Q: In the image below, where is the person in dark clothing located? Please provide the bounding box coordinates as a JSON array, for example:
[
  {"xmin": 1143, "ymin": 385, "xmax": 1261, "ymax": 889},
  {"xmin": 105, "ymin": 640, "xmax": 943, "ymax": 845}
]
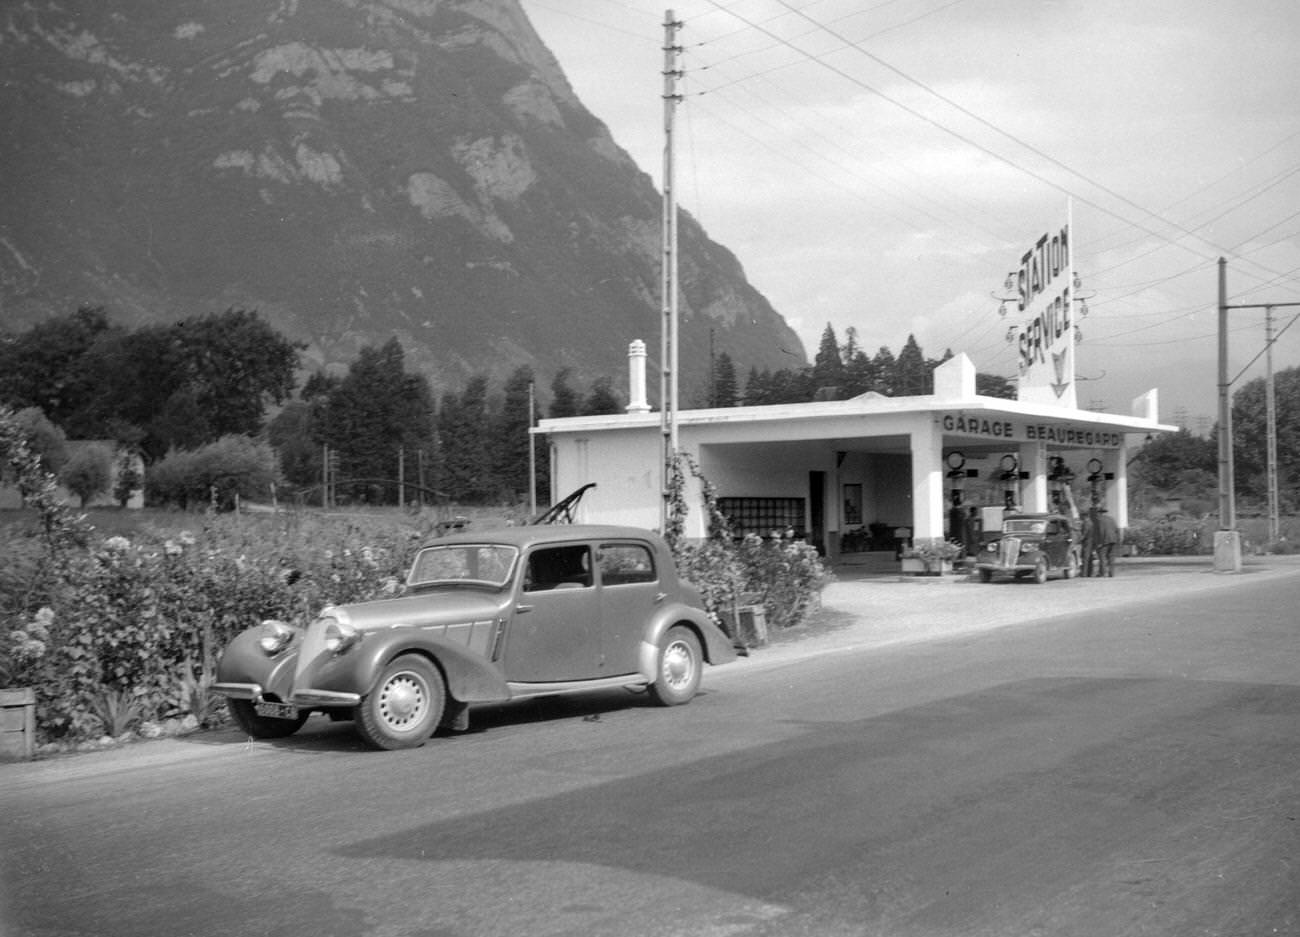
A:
[{"xmin": 1093, "ymin": 507, "xmax": 1121, "ymax": 577}]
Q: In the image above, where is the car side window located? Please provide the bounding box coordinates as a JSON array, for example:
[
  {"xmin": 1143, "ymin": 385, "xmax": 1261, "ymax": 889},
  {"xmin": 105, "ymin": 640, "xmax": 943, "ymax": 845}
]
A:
[
  {"xmin": 598, "ymin": 543, "xmax": 656, "ymax": 586},
  {"xmin": 523, "ymin": 545, "xmax": 593, "ymax": 592}
]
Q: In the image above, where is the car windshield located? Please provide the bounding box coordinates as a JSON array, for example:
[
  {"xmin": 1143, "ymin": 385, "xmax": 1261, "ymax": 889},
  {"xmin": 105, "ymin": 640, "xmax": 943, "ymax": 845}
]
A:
[
  {"xmin": 408, "ymin": 544, "xmax": 518, "ymax": 588},
  {"xmin": 1004, "ymin": 520, "xmax": 1046, "ymax": 535}
]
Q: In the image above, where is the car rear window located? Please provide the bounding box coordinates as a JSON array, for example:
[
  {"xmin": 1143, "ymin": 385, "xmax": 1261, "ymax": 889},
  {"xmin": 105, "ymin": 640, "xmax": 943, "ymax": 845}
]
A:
[{"xmin": 598, "ymin": 543, "xmax": 656, "ymax": 585}]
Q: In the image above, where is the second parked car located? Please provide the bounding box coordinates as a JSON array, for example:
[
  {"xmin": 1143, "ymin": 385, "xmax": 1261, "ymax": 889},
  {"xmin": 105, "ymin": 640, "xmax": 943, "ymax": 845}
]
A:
[{"xmin": 974, "ymin": 512, "xmax": 1082, "ymax": 583}]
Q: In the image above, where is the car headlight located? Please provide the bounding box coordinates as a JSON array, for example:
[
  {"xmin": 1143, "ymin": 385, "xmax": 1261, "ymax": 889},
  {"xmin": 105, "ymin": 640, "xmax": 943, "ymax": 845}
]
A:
[
  {"xmin": 323, "ymin": 618, "xmax": 362, "ymax": 655},
  {"xmin": 985, "ymin": 542, "xmax": 998, "ymax": 552},
  {"xmin": 258, "ymin": 619, "xmax": 296, "ymax": 655}
]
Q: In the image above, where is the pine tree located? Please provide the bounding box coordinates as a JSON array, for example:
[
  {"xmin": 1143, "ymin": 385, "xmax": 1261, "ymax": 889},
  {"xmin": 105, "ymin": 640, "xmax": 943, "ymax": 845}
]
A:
[
  {"xmin": 871, "ymin": 346, "xmax": 897, "ymax": 396},
  {"xmin": 549, "ymin": 368, "xmax": 580, "ymax": 419},
  {"xmin": 492, "ymin": 367, "xmax": 542, "ymax": 502},
  {"xmin": 895, "ymin": 334, "xmax": 929, "ymax": 396},
  {"xmin": 438, "ymin": 375, "xmax": 492, "ymax": 503},
  {"xmin": 713, "ymin": 352, "xmax": 738, "ymax": 407},
  {"xmin": 812, "ymin": 323, "xmax": 845, "ymax": 396},
  {"xmin": 584, "ymin": 376, "xmax": 622, "ymax": 415}
]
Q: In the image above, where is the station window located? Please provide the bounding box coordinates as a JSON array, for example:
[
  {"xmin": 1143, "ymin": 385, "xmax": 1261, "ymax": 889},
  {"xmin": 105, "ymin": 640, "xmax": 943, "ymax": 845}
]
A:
[{"xmin": 717, "ymin": 497, "xmax": 806, "ymax": 537}]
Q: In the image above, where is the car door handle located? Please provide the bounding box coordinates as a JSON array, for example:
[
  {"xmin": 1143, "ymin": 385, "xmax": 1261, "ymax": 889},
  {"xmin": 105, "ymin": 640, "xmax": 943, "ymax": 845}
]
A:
[
  {"xmin": 654, "ymin": 592, "xmax": 667, "ymax": 603},
  {"xmin": 516, "ymin": 604, "xmax": 533, "ymax": 614}
]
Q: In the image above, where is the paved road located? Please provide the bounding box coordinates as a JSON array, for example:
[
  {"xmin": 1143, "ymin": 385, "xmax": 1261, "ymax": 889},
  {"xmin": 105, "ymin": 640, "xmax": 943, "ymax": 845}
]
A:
[{"xmin": 2, "ymin": 556, "xmax": 1298, "ymax": 936}]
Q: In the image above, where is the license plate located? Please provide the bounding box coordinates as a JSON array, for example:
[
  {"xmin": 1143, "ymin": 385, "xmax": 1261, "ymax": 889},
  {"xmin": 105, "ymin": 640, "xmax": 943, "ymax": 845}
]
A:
[{"xmin": 255, "ymin": 701, "xmax": 299, "ymax": 720}]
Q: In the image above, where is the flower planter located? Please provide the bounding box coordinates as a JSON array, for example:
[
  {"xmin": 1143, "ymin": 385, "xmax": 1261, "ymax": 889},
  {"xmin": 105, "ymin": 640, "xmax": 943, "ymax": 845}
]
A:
[
  {"xmin": 0, "ymin": 687, "xmax": 36, "ymax": 761},
  {"xmin": 900, "ymin": 557, "xmax": 953, "ymax": 576}
]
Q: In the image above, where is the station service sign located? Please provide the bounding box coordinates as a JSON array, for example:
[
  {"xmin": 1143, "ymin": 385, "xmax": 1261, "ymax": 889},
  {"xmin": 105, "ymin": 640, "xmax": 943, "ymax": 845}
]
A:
[{"xmin": 1011, "ymin": 207, "xmax": 1077, "ymax": 409}]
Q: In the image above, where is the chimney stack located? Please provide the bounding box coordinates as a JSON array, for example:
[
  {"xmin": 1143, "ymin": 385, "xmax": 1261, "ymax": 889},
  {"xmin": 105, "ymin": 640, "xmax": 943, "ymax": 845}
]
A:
[{"xmin": 626, "ymin": 340, "xmax": 651, "ymax": 413}]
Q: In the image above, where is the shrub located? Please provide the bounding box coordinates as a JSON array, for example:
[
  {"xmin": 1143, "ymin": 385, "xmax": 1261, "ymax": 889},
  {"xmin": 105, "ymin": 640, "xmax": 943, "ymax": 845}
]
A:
[
  {"xmin": 60, "ymin": 443, "xmax": 114, "ymax": 506},
  {"xmin": 663, "ymin": 452, "xmax": 828, "ymax": 637},
  {"xmin": 1125, "ymin": 516, "xmax": 1209, "ymax": 556},
  {"xmin": 147, "ymin": 435, "xmax": 280, "ymax": 509}
]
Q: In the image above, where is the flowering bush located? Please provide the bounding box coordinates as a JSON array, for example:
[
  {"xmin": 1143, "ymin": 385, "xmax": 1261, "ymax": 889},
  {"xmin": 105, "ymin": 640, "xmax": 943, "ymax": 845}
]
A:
[
  {"xmin": 1, "ymin": 478, "xmax": 427, "ymax": 744},
  {"xmin": 663, "ymin": 453, "xmax": 829, "ymax": 638}
]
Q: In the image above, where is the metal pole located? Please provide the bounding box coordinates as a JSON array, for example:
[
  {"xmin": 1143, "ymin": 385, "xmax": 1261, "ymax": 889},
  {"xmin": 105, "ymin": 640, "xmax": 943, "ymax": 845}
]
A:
[
  {"xmin": 1214, "ymin": 258, "xmax": 1241, "ymax": 571},
  {"xmin": 1265, "ymin": 306, "xmax": 1278, "ymax": 544},
  {"xmin": 660, "ymin": 10, "xmax": 682, "ymax": 530},
  {"xmin": 528, "ymin": 381, "xmax": 537, "ymax": 518},
  {"xmin": 1216, "ymin": 258, "xmax": 1235, "ymax": 531}
]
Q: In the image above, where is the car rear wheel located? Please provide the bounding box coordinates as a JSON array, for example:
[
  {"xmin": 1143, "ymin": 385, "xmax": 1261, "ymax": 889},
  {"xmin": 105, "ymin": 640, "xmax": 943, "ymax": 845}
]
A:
[
  {"xmin": 648, "ymin": 625, "xmax": 702, "ymax": 707},
  {"xmin": 356, "ymin": 655, "xmax": 446, "ymax": 750},
  {"xmin": 1032, "ymin": 557, "xmax": 1049, "ymax": 584},
  {"xmin": 1062, "ymin": 548, "xmax": 1080, "ymax": 580},
  {"xmin": 228, "ymin": 699, "xmax": 309, "ymax": 739}
]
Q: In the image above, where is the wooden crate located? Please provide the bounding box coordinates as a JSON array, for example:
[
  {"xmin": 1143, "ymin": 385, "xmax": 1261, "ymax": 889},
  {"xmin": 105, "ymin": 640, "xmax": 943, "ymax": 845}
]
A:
[{"xmin": 0, "ymin": 687, "xmax": 36, "ymax": 761}]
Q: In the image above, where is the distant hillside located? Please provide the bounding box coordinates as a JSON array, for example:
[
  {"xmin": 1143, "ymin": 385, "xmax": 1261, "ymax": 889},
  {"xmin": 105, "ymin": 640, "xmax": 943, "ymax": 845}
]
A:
[{"xmin": 0, "ymin": 0, "xmax": 805, "ymax": 397}]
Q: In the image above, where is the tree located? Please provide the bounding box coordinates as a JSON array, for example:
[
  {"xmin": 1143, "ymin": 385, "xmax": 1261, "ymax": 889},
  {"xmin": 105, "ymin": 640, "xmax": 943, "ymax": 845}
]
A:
[
  {"xmin": 60, "ymin": 443, "xmax": 114, "ymax": 507},
  {"xmin": 583, "ymin": 376, "xmax": 622, "ymax": 415},
  {"xmin": 438, "ymin": 375, "xmax": 492, "ymax": 503},
  {"xmin": 811, "ymin": 323, "xmax": 845, "ymax": 395},
  {"xmin": 894, "ymin": 334, "xmax": 929, "ymax": 396},
  {"xmin": 713, "ymin": 352, "xmax": 739, "ymax": 407},
  {"xmin": 1232, "ymin": 365, "xmax": 1300, "ymax": 506},
  {"xmin": 975, "ymin": 372, "xmax": 1016, "ymax": 399},
  {"xmin": 10, "ymin": 408, "xmax": 68, "ymax": 475},
  {"xmin": 871, "ymin": 347, "xmax": 897, "ymax": 395},
  {"xmin": 549, "ymin": 368, "xmax": 580, "ymax": 419},
  {"xmin": 492, "ymin": 367, "xmax": 540, "ymax": 502},
  {"xmin": 0, "ymin": 305, "xmax": 112, "ymax": 427},
  {"xmin": 167, "ymin": 308, "xmax": 301, "ymax": 442},
  {"xmin": 318, "ymin": 338, "xmax": 435, "ymax": 503},
  {"xmin": 743, "ymin": 367, "xmax": 772, "ymax": 406}
]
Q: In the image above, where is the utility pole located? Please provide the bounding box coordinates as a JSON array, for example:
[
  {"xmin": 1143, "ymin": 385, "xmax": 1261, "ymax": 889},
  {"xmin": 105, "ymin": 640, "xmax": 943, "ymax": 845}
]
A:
[
  {"xmin": 1265, "ymin": 305, "xmax": 1278, "ymax": 545},
  {"xmin": 1216, "ymin": 258, "xmax": 1300, "ymax": 570},
  {"xmin": 660, "ymin": 10, "xmax": 683, "ymax": 530},
  {"xmin": 1215, "ymin": 258, "xmax": 1241, "ymax": 571},
  {"xmin": 528, "ymin": 381, "xmax": 537, "ymax": 518}
]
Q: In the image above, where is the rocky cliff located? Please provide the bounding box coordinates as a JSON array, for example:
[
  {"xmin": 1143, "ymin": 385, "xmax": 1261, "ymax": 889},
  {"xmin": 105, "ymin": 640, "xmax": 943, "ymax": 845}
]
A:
[{"xmin": 0, "ymin": 0, "xmax": 805, "ymax": 398}]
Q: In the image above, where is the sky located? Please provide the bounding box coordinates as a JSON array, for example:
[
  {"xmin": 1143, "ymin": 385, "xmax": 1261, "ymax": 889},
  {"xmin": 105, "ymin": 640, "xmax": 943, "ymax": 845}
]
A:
[{"xmin": 519, "ymin": 0, "xmax": 1300, "ymax": 430}]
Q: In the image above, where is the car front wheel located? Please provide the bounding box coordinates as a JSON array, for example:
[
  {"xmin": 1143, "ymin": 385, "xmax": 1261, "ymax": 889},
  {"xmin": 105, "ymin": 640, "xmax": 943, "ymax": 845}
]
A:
[
  {"xmin": 356, "ymin": 655, "xmax": 446, "ymax": 750},
  {"xmin": 228, "ymin": 699, "xmax": 308, "ymax": 739},
  {"xmin": 649, "ymin": 625, "xmax": 702, "ymax": 707},
  {"xmin": 1032, "ymin": 556, "xmax": 1049, "ymax": 584}
]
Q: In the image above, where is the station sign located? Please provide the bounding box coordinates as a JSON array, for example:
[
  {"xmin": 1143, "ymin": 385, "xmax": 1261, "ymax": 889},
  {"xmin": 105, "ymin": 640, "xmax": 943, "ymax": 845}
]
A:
[
  {"xmin": 940, "ymin": 412, "xmax": 1123, "ymax": 449},
  {"xmin": 1011, "ymin": 209, "xmax": 1076, "ymax": 408}
]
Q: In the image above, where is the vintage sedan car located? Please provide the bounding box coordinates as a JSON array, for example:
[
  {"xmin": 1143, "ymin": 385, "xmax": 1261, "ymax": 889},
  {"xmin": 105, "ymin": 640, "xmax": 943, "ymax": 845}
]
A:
[
  {"xmin": 212, "ymin": 525, "xmax": 737, "ymax": 750},
  {"xmin": 974, "ymin": 512, "xmax": 1081, "ymax": 584}
]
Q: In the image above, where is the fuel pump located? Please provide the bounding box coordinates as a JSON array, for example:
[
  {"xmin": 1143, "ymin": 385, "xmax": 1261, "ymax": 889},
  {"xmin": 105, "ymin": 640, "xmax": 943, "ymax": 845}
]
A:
[
  {"xmin": 998, "ymin": 454, "xmax": 1026, "ymax": 510},
  {"xmin": 1086, "ymin": 457, "xmax": 1114, "ymax": 508},
  {"xmin": 1047, "ymin": 456, "xmax": 1078, "ymax": 518}
]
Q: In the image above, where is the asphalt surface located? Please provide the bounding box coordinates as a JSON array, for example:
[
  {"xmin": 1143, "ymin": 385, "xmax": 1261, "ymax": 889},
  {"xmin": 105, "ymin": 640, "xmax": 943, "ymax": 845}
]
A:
[{"xmin": 749, "ymin": 554, "xmax": 1300, "ymax": 667}]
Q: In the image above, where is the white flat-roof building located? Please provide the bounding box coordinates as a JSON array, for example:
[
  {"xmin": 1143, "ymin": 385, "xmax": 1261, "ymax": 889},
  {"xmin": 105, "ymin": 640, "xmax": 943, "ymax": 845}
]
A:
[{"xmin": 537, "ymin": 347, "xmax": 1175, "ymax": 557}]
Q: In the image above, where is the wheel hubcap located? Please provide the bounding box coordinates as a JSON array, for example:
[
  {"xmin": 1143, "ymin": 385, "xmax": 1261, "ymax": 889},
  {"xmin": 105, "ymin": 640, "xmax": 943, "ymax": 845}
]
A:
[
  {"xmin": 379, "ymin": 674, "xmax": 425, "ymax": 727},
  {"xmin": 663, "ymin": 642, "xmax": 693, "ymax": 688}
]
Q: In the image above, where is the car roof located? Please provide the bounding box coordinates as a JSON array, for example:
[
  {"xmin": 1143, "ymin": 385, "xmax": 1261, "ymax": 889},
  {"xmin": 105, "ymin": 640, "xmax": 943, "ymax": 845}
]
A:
[
  {"xmin": 1005, "ymin": 512, "xmax": 1070, "ymax": 522},
  {"xmin": 420, "ymin": 524, "xmax": 666, "ymax": 551}
]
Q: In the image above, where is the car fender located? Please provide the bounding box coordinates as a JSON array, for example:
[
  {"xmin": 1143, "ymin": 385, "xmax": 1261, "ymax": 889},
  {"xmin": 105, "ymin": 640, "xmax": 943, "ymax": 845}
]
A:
[
  {"xmin": 637, "ymin": 602, "xmax": 738, "ymax": 678},
  {"xmin": 213, "ymin": 625, "xmax": 302, "ymax": 701},
  {"xmin": 316, "ymin": 629, "xmax": 511, "ymax": 704}
]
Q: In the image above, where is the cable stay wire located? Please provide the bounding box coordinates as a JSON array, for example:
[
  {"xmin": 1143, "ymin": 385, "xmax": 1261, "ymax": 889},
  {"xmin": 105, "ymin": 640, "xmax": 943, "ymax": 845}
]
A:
[{"xmin": 703, "ymin": 0, "xmax": 1295, "ymax": 293}]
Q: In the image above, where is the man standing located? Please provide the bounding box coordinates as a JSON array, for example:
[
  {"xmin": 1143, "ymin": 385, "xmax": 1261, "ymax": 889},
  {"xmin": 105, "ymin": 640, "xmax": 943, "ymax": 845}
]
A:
[{"xmin": 1094, "ymin": 507, "xmax": 1121, "ymax": 577}]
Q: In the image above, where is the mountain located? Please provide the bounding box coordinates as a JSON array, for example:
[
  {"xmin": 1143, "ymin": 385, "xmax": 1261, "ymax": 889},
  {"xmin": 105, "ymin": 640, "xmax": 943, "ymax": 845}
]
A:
[{"xmin": 0, "ymin": 0, "xmax": 805, "ymax": 399}]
